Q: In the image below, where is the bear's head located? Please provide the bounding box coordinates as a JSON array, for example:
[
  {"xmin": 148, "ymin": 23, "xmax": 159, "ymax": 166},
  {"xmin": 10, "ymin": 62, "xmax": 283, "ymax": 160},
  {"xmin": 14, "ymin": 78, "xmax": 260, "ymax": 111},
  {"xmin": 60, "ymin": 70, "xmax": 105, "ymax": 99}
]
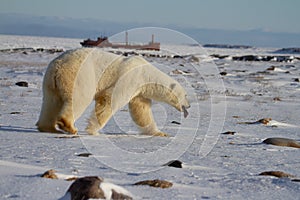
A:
[
  {"xmin": 139, "ymin": 82, "xmax": 190, "ymax": 118},
  {"xmin": 167, "ymin": 82, "xmax": 190, "ymax": 118}
]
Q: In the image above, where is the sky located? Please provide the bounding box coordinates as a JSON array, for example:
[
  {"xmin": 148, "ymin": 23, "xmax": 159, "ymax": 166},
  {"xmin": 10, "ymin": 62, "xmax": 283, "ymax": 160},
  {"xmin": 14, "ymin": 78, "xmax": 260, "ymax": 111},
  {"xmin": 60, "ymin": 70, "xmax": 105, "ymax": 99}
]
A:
[{"xmin": 1, "ymin": 0, "xmax": 300, "ymax": 34}]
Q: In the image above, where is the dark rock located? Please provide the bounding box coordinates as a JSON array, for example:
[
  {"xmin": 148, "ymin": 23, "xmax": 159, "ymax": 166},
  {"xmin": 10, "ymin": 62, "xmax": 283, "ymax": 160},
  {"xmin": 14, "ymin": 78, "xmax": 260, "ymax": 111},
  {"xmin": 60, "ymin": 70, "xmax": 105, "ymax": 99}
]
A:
[
  {"xmin": 15, "ymin": 81, "xmax": 28, "ymax": 87},
  {"xmin": 54, "ymin": 135, "xmax": 80, "ymax": 139},
  {"xmin": 77, "ymin": 153, "xmax": 92, "ymax": 157},
  {"xmin": 41, "ymin": 169, "xmax": 58, "ymax": 179},
  {"xmin": 61, "ymin": 176, "xmax": 132, "ymax": 200},
  {"xmin": 291, "ymin": 179, "xmax": 300, "ymax": 182},
  {"xmin": 232, "ymin": 55, "xmax": 295, "ymax": 62},
  {"xmin": 257, "ymin": 118, "xmax": 272, "ymax": 124},
  {"xmin": 232, "ymin": 55, "xmax": 257, "ymax": 61},
  {"xmin": 163, "ymin": 160, "xmax": 182, "ymax": 168},
  {"xmin": 173, "ymin": 55, "xmax": 183, "ymax": 59},
  {"xmin": 293, "ymin": 78, "xmax": 299, "ymax": 82},
  {"xmin": 134, "ymin": 179, "xmax": 173, "ymax": 188},
  {"xmin": 171, "ymin": 121, "xmax": 181, "ymax": 125},
  {"xmin": 47, "ymin": 48, "xmax": 64, "ymax": 54},
  {"xmin": 221, "ymin": 131, "xmax": 236, "ymax": 135},
  {"xmin": 203, "ymin": 44, "xmax": 252, "ymax": 49},
  {"xmin": 237, "ymin": 118, "xmax": 272, "ymax": 125},
  {"xmin": 273, "ymin": 97, "xmax": 281, "ymax": 101},
  {"xmin": 10, "ymin": 112, "xmax": 21, "ymax": 114},
  {"xmin": 273, "ymin": 48, "xmax": 300, "ymax": 54},
  {"xmin": 67, "ymin": 176, "xmax": 105, "ymax": 200},
  {"xmin": 263, "ymin": 137, "xmax": 300, "ymax": 148},
  {"xmin": 220, "ymin": 71, "xmax": 227, "ymax": 76},
  {"xmin": 267, "ymin": 66, "xmax": 276, "ymax": 71},
  {"xmin": 259, "ymin": 171, "xmax": 295, "ymax": 178},
  {"xmin": 36, "ymin": 48, "xmax": 44, "ymax": 52},
  {"xmin": 210, "ymin": 54, "xmax": 229, "ymax": 59}
]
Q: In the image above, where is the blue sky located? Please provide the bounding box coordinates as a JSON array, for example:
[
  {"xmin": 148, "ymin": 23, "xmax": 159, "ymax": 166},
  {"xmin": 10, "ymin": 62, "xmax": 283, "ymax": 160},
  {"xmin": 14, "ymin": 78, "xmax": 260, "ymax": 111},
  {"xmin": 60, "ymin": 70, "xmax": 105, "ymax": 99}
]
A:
[{"xmin": 1, "ymin": 0, "xmax": 300, "ymax": 33}]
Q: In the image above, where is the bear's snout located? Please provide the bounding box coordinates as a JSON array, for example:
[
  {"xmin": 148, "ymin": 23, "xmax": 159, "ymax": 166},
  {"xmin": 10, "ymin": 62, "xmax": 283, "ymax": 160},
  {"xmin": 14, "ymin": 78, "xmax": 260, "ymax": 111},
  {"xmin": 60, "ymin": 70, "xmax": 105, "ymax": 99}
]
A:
[{"xmin": 182, "ymin": 105, "xmax": 189, "ymax": 118}]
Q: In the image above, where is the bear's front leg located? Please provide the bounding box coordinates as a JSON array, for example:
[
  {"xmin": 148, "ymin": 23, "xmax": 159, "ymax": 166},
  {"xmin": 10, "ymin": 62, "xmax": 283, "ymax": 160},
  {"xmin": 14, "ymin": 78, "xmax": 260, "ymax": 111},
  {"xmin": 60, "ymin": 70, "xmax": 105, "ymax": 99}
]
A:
[
  {"xmin": 57, "ymin": 101, "xmax": 78, "ymax": 134},
  {"xmin": 86, "ymin": 89, "xmax": 113, "ymax": 135},
  {"xmin": 129, "ymin": 96, "xmax": 169, "ymax": 137},
  {"xmin": 57, "ymin": 116, "xmax": 78, "ymax": 134}
]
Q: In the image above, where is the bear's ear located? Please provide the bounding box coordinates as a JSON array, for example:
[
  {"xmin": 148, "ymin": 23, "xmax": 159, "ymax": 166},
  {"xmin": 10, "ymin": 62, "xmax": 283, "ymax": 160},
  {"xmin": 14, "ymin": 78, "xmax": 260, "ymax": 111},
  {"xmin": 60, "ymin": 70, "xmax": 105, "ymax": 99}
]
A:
[{"xmin": 170, "ymin": 83, "xmax": 176, "ymax": 90}]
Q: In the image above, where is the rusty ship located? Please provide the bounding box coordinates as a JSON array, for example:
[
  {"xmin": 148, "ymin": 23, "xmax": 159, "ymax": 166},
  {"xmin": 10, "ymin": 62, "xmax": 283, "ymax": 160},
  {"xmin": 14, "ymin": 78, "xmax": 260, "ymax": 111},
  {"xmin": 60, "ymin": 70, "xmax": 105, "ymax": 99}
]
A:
[{"xmin": 80, "ymin": 32, "xmax": 160, "ymax": 51}]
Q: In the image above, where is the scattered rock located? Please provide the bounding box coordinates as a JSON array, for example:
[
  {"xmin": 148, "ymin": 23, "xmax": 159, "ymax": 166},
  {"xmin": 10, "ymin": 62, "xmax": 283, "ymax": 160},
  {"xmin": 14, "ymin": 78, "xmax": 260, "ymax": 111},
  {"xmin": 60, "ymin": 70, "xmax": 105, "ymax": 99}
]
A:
[
  {"xmin": 10, "ymin": 111, "xmax": 21, "ymax": 114},
  {"xmin": 204, "ymin": 44, "xmax": 252, "ymax": 49},
  {"xmin": 163, "ymin": 160, "xmax": 182, "ymax": 168},
  {"xmin": 221, "ymin": 131, "xmax": 236, "ymax": 135},
  {"xmin": 238, "ymin": 118, "xmax": 272, "ymax": 125},
  {"xmin": 41, "ymin": 169, "xmax": 58, "ymax": 179},
  {"xmin": 134, "ymin": 179, "xmax": 173, "ymax": 188},
  {"xmin": 273, "ymin": 97, "xmax": 281, "ymax": 101},
  {"xmin": 171, "ymin": 121, "xmax": 181, "ymax": 125},
  {"xmin": 266, "ymin": 66, "xmax": 276, "ymax": 71},
  {"xmin": 210, "ymin": 54, "xmax": 229, "ymax": 59},
  {"xmin": 173, "ymin": 55, "xmax": 183, "ymax": 59},
  {"xmin": 259, "ymin": 171, "xmax": 295, "ymax": 178},
  {"xmin": 232, "ymin": 55, "xmax": 257, "ymax": 62},
  {"xmin": 291, "ymin": 179, "xmax": 300, "ymax": 182},
  {"xmin": 76, "ymin": 153, "xmax": 92, "ymax": 157},
  {"xmin": 60, "ymin": 176, "xmax": 132, "ymax": 200},
  {"xmin": 62, "ymin": 176, "xmax": 104, "ymax": 200},
  {"xmin": 221, "ymin": 155, "xmax": 230, "ymax": 158},
  {"xmin": 231, "ymin": 55, "xmax": 296, "ymax": 62},
  {"xmin": 15, "ymin": 81, "xmax": 28, "ymax": 87},
  {"xmin": 273, "ymin": 48, "xmax": 300, "ymax": 54},
  {"xmin": 257, "ymin": 118, "xmax": 272, "ymax": 125},
  {"xmin": 220, "ymin": 71, "xmax": 227, "ymax": 76},
  {"xmin": 293, "ymin": 78, "xmax": 299, "ymax": 82},
  {"xmin": 54, "ymin": 135, "xmax": 80, "ymax": 139},
  {"xmin": 263, "ymin": 137, "xmax": 300, "ymax": 148}
]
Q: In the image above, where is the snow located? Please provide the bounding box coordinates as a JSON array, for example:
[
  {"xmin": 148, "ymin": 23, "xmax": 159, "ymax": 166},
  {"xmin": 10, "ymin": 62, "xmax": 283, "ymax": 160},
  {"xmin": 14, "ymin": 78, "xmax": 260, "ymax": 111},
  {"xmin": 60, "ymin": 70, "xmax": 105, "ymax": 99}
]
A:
[
  {"xmin": 0, "ymin": 34, "xmax": 299, "ymax": 199},
  {"xmin": 100, "ymin": 182, "xmax": 133, "ymax": 199}
]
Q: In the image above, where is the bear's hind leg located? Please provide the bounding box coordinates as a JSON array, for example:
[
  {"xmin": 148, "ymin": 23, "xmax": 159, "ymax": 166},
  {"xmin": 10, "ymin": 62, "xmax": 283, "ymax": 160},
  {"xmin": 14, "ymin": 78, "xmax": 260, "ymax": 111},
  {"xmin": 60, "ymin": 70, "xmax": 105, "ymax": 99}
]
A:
[
  {"xmin": 129, "ymin": 96, "xmax": 168, "ymax": 137},
  {"xmin": 36, "ymin": 91, "xmax": 63, "ymax": 133},
  {"xmin": 86, "ymin": 90, "xmax": 113, "ymax": 135}
]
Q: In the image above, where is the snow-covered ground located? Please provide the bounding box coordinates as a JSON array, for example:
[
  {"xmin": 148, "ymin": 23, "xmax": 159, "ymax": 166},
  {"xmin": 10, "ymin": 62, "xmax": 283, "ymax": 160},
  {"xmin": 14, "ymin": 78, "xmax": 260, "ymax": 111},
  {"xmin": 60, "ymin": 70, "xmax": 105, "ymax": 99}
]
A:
[{"xmin": 0, "ymin": 34, "xmax": 299, "ymax": 199}]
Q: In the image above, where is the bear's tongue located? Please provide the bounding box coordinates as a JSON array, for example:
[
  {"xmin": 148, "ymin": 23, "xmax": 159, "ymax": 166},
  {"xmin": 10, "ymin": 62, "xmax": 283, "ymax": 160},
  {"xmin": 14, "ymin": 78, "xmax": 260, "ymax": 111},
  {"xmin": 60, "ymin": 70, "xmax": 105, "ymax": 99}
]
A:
[{"xmin": 182, "ymin": 106, "xmax": 189, "ymax": 118}]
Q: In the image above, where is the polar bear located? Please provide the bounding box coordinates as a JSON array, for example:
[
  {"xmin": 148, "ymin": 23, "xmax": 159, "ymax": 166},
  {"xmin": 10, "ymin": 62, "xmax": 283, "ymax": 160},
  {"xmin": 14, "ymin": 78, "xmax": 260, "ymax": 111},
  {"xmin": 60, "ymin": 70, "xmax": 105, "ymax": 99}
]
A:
[{"xmin": 36, "ymin": 48, "xmax": 190, "ymax": 136}]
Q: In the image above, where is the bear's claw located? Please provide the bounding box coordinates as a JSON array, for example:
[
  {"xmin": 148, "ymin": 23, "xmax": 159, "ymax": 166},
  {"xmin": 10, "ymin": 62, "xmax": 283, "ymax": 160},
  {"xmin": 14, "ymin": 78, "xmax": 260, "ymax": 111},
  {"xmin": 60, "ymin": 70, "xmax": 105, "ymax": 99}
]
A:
[
  {"xmin": 152, "ymin": 132, "xmax": 169, "ymax": 137},
  {"xmin": 57, "ymin": 118, "xmax": 78, "ymax": 135}
]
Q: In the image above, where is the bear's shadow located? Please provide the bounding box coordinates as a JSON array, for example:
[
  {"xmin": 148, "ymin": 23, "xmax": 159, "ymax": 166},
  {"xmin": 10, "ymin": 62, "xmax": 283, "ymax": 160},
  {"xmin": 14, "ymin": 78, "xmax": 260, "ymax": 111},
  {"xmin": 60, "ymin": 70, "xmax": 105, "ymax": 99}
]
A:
[{"xmin": 0, "ymin": 125, "xmax": 38, "ymax": 133}]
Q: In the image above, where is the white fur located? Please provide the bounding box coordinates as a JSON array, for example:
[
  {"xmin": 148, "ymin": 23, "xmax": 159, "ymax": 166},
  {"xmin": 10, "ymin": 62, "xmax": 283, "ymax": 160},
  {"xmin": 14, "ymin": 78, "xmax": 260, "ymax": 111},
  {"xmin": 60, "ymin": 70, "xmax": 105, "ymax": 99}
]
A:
[{"xmin": 37, "ymin": 48, "xmax": 189, "ymax": 136}]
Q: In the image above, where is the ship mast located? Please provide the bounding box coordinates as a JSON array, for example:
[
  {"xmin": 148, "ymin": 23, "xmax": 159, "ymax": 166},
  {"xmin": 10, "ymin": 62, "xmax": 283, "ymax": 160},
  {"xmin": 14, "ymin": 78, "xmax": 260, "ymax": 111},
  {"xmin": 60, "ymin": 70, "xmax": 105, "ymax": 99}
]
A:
[{"xmin": 125, "ymin": 31, "xmax": 128, "ymax": 46}]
